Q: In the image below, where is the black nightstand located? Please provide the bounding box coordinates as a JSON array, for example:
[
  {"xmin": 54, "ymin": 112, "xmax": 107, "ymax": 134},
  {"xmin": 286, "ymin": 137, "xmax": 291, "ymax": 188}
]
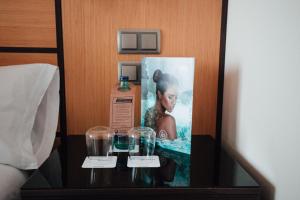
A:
[{"xmin": 21, "ymin": 135, "xmax": 261, "ymax": 200}]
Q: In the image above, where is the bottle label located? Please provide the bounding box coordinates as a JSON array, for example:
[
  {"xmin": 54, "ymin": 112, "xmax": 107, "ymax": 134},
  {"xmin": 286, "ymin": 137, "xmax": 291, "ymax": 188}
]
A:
[{"xmin": 110, "ymin": 96, "xmax": 134, "ymax": 132}]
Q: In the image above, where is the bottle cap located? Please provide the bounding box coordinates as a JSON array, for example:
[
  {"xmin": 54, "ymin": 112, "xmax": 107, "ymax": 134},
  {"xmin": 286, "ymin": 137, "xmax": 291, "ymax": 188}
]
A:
[{"xmin": 120, "ymin": 76, "xmax": 129, "ymax": 81}]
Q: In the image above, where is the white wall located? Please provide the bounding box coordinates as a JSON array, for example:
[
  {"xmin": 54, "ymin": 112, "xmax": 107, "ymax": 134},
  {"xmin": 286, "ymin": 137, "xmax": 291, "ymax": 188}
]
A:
[{"xmin": 222, "ymin": 0, "xmax": 300, "ymax": 200}]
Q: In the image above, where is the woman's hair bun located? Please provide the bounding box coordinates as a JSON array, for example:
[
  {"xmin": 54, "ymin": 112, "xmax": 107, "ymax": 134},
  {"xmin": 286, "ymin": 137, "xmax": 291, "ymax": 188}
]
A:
[{"xmin": 153, "ymin": 69, "xmax": 162, "ymax": 83}]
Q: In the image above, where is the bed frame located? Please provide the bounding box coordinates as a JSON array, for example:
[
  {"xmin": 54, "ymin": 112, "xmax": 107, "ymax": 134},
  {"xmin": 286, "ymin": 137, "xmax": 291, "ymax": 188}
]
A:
[{"xmin": 0, "ymin": 0, "xmax": 67, "ymax": 140}]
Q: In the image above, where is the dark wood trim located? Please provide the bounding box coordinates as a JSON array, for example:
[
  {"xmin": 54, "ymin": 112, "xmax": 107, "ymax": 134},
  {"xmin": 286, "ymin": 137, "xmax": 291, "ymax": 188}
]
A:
[
  {"xmin": 55, "ymin": 0, "xmax": 67, "ymax": 141},
  {"xmin": 0, "ymin": 47, "xmax": 57, "ymax": 53},
  {"xmin": 214, "ymin": 0, "xmax": 228, "ymax": 184}
]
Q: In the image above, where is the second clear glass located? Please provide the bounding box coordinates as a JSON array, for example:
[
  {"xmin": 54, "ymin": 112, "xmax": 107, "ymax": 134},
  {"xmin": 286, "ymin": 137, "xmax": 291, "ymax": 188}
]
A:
[{"xmin": 128, "ymin": 127, "xmax": 156, "ymax": 157}]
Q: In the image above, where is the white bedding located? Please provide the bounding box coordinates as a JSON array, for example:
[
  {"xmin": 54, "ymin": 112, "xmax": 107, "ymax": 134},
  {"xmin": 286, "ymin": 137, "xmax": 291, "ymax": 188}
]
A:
[
  {"xmin": 0, "ymin": 164, "xmax": 28, "ymax": 200},
  {"xmin": 0, "ymin": 63, "xmax": 60, "ymax": 200}
]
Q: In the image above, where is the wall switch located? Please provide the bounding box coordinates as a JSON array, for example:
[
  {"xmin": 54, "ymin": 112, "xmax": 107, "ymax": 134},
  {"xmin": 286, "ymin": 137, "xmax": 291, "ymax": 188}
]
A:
[
  {"xmin": 118, "ymin": 61, "xmax": 141, "ymax": 84},
  {"xmin": 122, "ymin": 65, "xmax": 137, "ymax": 80},
  {"xmin": 121, "ymin": 33, "xmax": 137, "ymax": 49},
  {"xmin": 117, "ymin": 29, "xmax": 160, "ymax": 54},
  {"xmin": 141, "ymin": 33, "xmax": 157, "ymax": 50}
]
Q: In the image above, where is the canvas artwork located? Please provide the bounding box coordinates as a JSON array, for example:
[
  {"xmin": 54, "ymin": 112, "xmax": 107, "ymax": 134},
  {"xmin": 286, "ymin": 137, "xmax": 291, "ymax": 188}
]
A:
[{"xmin": 141, "ymin": 57, "xmax": 195, "ymax": 155}]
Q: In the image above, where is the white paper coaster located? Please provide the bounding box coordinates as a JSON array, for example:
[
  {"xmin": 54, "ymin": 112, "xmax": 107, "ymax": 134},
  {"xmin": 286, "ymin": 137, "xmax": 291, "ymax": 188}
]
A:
[
  {"xmin": 127, "ymin": 156, "xmax": 160, "ymax": 168},
  {"xmin": 81, "ymin": 156, "xmax": 117, "ymax": 168}
]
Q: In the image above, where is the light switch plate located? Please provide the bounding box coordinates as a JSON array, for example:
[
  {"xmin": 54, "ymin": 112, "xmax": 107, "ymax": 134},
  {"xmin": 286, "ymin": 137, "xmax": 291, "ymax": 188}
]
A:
[
  {"xmin": 122, "ymin": 65, "xmax": 137, "ymax": 80},
  {"xmin": 141, "ymin": 33, "xmax": 157, "ymax": 50},
  {"xmin": 117, "ymin": 29, "xmax": 160, "ymax": 54},
  {"xmin": 118, "ymin": 61, "xmax": 141, "ymax": 84},
  {"xmin": 121, "ymin": 33, "xmax": 137, "ymax": 49}
]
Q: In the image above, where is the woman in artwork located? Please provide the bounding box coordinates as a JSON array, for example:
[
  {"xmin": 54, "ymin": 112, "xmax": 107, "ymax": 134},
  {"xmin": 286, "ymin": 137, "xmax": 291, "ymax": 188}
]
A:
[{"xmin": 144, "ymin": 69, "xmax": 178, "ymax": 140}]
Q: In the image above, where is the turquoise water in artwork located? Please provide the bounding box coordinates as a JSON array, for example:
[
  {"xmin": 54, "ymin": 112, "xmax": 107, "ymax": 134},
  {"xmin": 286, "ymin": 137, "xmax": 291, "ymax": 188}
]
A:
[
  {"xmin": 141, "ymin": 98, "xmax": 192, "ymax": 154},
  {"xmin": 156, "ymin": 135, "xmax": 191, "ymax": 155}
]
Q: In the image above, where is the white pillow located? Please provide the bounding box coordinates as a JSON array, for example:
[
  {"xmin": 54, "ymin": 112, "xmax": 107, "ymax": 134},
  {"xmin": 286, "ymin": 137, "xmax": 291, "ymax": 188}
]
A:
[
  {"xmin": 0, "ymin": 63, "xmax": 60, "ymax": 169},
  {"xmin": 0, "ymin": 164, "xmax": 28, "ymax": 200}
]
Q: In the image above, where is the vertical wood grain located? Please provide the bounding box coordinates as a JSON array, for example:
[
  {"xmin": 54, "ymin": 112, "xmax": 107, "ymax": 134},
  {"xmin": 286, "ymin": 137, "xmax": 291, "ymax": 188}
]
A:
[
  {"xmin": 62, "ymin": 0, "xmax": 222, "ymax": 136},
  {"xmin": 0, "ymin": 0, "xmax": 56, "ymax": 47}
]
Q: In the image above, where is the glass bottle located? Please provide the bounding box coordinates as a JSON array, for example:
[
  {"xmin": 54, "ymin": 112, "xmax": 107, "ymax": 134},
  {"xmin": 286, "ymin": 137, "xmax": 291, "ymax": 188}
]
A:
[{"xmin": 119, "ymin": 76, "xmax": 130, "ymax": 91}]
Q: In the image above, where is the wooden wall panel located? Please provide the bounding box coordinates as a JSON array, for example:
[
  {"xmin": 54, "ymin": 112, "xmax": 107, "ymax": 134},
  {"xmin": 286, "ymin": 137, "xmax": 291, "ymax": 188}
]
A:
[
  {"xmin": 0, "ymin": 53, "xmax": 57, "ymax": 66},
  {"xmin": 0, "ymin": 0, "xmax": 56, "ymax": 47},
  {"xmin": 62, "ymin": 0, "xmax": 222, "ymax": 136}
]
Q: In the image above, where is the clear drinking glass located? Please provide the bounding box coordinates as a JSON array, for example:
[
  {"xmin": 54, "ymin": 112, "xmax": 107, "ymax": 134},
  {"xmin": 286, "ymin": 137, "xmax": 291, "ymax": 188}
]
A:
[
  {"xmin": 128, "ymin": 127, "xmax": 156, "ymax": 157},
  {"xmin": 85, "ymin": 126, "xmax": 114, "ymax": 157}
]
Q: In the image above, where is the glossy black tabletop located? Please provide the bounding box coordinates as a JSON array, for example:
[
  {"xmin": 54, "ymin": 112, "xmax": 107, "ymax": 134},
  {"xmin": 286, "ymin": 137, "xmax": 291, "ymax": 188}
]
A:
[{"xmin": 22, "ymin": 135, "xmax": 259, "ymax": 191}]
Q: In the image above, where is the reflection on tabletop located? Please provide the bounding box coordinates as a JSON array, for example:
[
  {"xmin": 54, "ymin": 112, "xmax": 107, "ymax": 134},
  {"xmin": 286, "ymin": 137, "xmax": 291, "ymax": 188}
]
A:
[
  {"xmin": 22, "ymin": 136, "xmax": 260, "ymax": 190},
  {"xmin": 84, "ymin": 145, "xmax": 191, "ymax": 188}
]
